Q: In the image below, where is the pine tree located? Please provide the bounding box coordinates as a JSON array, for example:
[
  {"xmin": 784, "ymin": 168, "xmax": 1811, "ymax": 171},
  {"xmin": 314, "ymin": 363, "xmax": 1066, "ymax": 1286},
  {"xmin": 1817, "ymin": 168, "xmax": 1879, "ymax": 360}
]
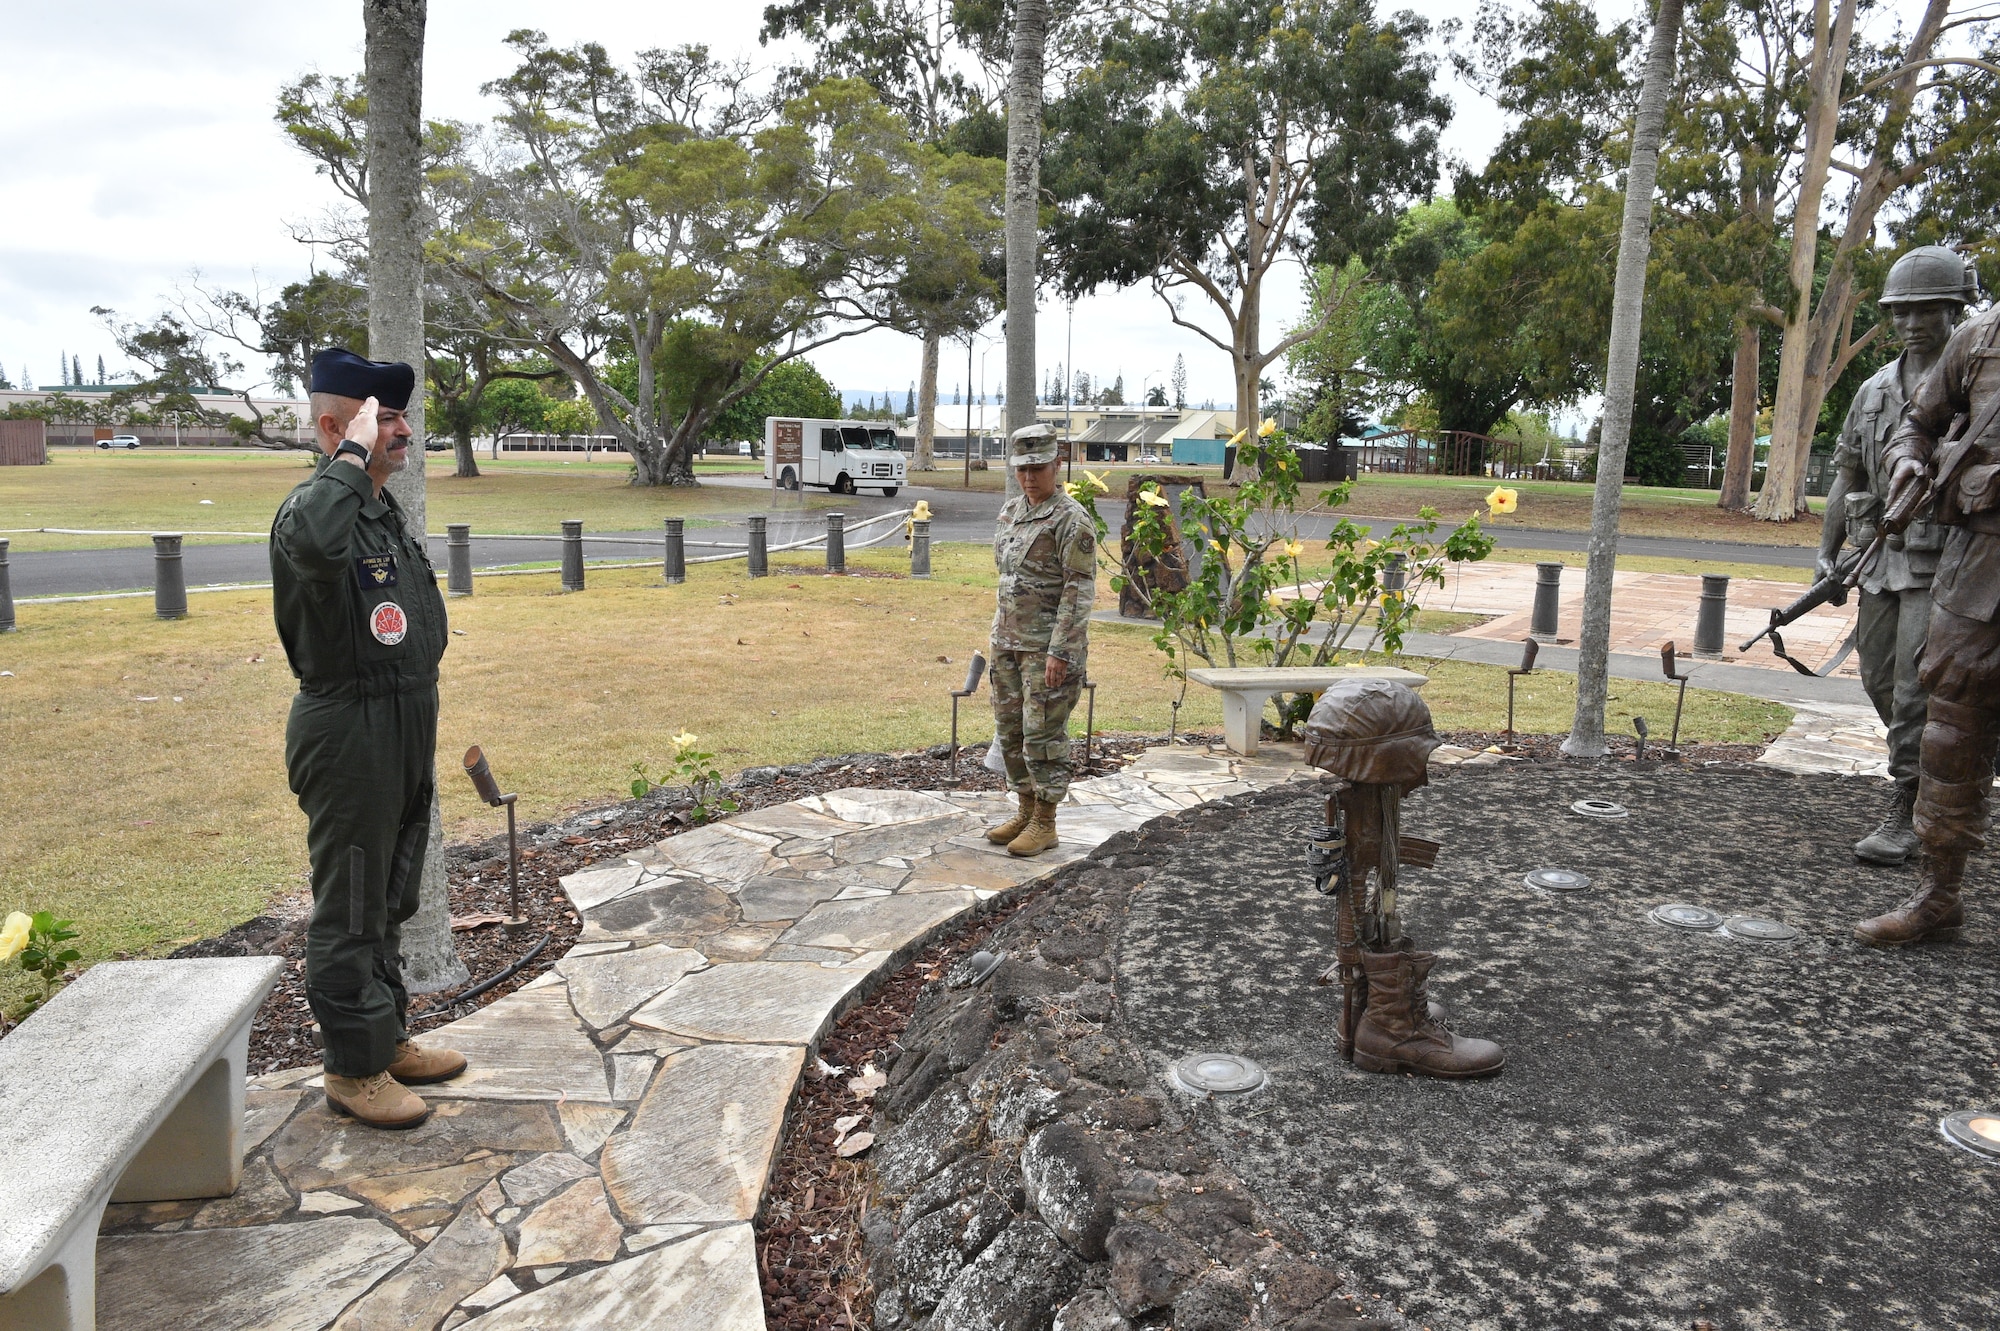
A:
[
  {"xmin": 1172, "ymin": 354, "xmax": 1187, "ymax": 410},
  {"xmin": 56, "ymin": 351, "xmax": 67, "ymax": 387},
  {"xmin": 96, "ymin": 355, "xmax": 106, "ymax": 385},
  {"xmin": 905, "ymin": 382, "xmax": 916, "ymax": 416},
  {"xmin": 72, "ymin": 354, "xmax": 83, "ymax": 387},
  {"xmin": 0, "ymin": 363, "xmax": 12, "ymax": 391}
]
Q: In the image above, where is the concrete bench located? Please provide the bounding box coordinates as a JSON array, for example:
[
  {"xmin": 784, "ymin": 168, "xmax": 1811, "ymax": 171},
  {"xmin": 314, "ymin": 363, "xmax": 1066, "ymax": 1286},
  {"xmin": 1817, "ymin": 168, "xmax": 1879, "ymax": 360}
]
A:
[
  {"xmin": 1186, "ymin": 665, "xmax": 1431, "ymax": 755},
  {"xmin": 0, "ymin": 956, "xmax": 282, "ymax": 1331}
]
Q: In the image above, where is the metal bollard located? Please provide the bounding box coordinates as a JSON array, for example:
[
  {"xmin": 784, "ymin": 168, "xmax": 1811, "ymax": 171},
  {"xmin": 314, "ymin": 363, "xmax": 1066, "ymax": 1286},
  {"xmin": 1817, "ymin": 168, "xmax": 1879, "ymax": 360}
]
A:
[
  {"xmin": 1530, "ymin": 561, "xmax": 1563, "ymax": 641},
  {"xmin": 746, "ymin": 515, "xmax": 768, "ymax": 578},
  {"xmin": 446, "ymin": 523, "xmax": 473, "ymax": 597},
  {"xmin": 662, "ymin": 517, "xmax": 686, "ymax": 585},
  {"xmin": 826, "ymin": 512, "xmax": 845, "ymax": 574},
  {"xmin": 1694, "ymin": 573, "xmax": 1729, "ymax": 658},
  {"xmin": 153, "ymin": 533, "xmax": 187, "ymax": 620},
  {"xmin": 0, "ymin": 538, "xmax": 13, "ymax": 632},
  {"xmin": 561, "ymin": 520, "xmax": 585, "ymax": 592},
  {"xmin": 911, "ymin": 519, "xmax": 932, "ymax": 578}
]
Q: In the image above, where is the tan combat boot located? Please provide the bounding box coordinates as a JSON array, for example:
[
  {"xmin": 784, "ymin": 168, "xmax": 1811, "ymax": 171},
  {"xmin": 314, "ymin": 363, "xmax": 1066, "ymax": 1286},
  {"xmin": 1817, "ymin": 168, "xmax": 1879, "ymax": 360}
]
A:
[
  {"xmin": 1006, "ymin": 798, "xmax": 1061, "ymax": 858},
  {"xmin": 986, "ymin": 791, "xmax": 1035, "ymax": 845},
  {"xmin": 325, "ymin": 1070, "xmax": 432, "ymax": 1129},
  {"xmin": 1351, "ymin": 948, "xmax": 1503, "ymax": 1079},
  {"xmin": 1854, "ymin": 848, "xmax": 1966, "ymax": 946},
  {"xmin": 388, "ymin": 1039, "xmax": 468, "ymax": 1085}
]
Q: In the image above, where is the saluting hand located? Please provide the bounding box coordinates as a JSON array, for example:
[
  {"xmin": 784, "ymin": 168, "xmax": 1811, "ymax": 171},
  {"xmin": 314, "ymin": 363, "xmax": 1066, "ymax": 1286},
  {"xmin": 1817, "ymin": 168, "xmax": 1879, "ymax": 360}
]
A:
[{"xmin": 341, "ymin": 396, "xmax": 382, "ymax": 466}]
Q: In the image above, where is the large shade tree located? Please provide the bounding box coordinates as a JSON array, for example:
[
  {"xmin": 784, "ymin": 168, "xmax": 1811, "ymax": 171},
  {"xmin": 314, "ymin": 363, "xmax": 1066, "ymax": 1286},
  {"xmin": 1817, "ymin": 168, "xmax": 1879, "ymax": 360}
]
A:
[
  {"xmin": 440, "ymin": 35, "xmax": 1000, "ymax": 486},
  {"xmin": 1043, "ymin": 0, "xmax": 1450, "ymax": 433}
]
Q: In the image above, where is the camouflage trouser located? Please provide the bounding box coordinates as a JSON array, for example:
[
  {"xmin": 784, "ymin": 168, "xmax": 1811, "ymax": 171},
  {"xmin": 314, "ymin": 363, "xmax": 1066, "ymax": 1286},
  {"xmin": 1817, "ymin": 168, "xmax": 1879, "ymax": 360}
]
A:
[
  {"xmin": 1914, "ymin": 604, "xmax": 2000, "ymax": 853},
  {"xmin": 990, "ymin": 647, "xmax": 1083, "ymax": 802}
]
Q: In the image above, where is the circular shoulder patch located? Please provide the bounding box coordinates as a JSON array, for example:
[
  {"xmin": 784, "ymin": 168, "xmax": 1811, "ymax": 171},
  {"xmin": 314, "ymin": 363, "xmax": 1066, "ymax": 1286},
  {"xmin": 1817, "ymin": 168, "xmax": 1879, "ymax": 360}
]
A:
[{"xmin": 369, "ymin": 601, "xmax": 408, "ymax": 645}]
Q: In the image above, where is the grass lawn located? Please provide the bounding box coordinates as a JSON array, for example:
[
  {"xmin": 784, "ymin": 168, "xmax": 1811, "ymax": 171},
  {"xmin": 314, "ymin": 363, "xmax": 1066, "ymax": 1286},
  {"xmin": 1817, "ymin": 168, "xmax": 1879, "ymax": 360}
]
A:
[
  {"xmin": 0, "ymin": 541, "xmax": 1789, "ymax": 1014},
  {"xmin": 0, "ymin": 450, "xmax": 835, "ymax": 551}
]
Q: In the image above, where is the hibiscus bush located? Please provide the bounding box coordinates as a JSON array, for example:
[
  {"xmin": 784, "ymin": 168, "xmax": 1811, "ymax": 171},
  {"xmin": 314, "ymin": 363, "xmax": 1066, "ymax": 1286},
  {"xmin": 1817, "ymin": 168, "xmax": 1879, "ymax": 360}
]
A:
[{"xmin": 1119, "ymin": 421, "xmax": 1496, "ymax": 735}]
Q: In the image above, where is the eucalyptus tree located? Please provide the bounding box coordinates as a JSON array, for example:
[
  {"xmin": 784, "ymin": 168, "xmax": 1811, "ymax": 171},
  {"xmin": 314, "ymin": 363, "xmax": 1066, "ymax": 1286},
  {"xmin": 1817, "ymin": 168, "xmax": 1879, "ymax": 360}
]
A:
[
  {"xmin": 440, "ymin": 35, "xmax": 1000, "ymax": 486},
  {"xmin": 1043, "ymin": 0, "xmax": 1449, "ymax": 435},
  {"xmin": 761, "ymin": 0, "xmax": 1010, "ymax": 468}
]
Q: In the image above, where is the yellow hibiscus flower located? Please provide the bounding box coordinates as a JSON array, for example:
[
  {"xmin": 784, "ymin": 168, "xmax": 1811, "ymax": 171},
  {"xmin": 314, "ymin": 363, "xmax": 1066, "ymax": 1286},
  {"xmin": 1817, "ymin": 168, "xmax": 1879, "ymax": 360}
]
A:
[
  {"xmin": 1138, "ymin": 489, "xmax": 1169, "ymax": 508},
  {"xmin": 0, "ymin": 911, "xmax": 30, "ymax": 964},
  {"xmin": 1282, "ymin": 539, "xmax": 1305, "ymax": 559},
  {"xmin": 1485, "ymin": 486, "xmax": 1518, "ymax": 517},
  {"xmin": 1228, "ymin": 427, "xmax": 1248, "ymax": 445},
  {"xmin": 1258, "ymin": 418, "xmax": 1278, "ymax": 437},
  {"xmin": 671, "ymin": 731, "xmax": 699, "ymax": 752},
  {"xmin": 1083, "ymin": 469, "xmax": 1110, "ymax": 494}
]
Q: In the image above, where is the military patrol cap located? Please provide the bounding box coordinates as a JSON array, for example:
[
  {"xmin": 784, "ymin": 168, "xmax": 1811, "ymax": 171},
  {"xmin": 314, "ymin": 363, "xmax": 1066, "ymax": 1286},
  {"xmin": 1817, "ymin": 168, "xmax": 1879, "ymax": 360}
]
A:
[
  {"xmin": 310, "ymin": 347, "xmax": 416, "ymax": 410},
  {"xmin": 1008, "ymin": 423, "xmax": 1060, "ymax": 468}
]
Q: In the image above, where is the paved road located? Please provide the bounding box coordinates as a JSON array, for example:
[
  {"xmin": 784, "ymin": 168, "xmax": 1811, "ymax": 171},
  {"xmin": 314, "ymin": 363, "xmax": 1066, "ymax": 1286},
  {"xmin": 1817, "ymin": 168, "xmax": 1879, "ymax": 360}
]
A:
[{"xmin": 5, "ymin": 474, "xmax": 1815, "ymax": 597}]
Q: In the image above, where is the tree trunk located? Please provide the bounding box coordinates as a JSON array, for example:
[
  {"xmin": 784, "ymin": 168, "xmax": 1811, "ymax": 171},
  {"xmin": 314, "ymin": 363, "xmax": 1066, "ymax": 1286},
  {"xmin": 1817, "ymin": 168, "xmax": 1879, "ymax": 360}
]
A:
[
  {"xmin": 1564, "ymin": 0, "xmax": 1683, "ymax": 759},
  {"xmin": 1003, "ymin": 0, "xmax": 1050, "ymax": 495},
  {"xmin": 1719, "ymin": 318, "xmax": 1759, "ymax": 509},
  {"xmin": 1752, "ymin": 0, "xmax": 1855, "ymax": 522},
  {"xmin": 453, "ymin": 425, "xmax": 480, "ymax": 478},
  {"xmin": 366, "ymin": 0, "xmax": 466, "ymax": 994},
  {"xmin": 916, "ymin": 330, "xmax": 940, "ymax": 470}
]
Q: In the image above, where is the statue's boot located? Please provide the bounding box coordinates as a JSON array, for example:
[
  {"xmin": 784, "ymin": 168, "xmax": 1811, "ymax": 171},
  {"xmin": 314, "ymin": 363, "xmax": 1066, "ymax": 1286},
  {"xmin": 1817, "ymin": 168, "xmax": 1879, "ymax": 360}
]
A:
[
  {"xmin": 986, "ymin": 791, "xmax": 1034, "ymax": 844},
  {"xmin": 1854, "ymin": 848, "xmax": 1966, "ymax": 946},
  {"xmin": 1007, "ymin": 799, "xmax": 1061, "ymax": 858},
  {"xmin": 1854, "ymin": 787, "xmax": 1920, "ymax": 866},
  {"xmin": 1352, "ymin": 948, "xmax": 1503, "ymax": 1079}
]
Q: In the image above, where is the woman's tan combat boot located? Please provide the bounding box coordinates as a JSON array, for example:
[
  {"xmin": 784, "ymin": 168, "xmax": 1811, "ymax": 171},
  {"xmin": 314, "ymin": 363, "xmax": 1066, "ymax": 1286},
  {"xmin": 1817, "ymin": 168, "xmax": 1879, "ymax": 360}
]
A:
[
  {"xmin": 1007, "ymin": 799, "xmax": 1061, "ymax": 858},
  {"xmin": 324, "ymin": 1070, "xmax": 432, "ymax": 1129},
  {"xmin": 987, "ymin": 791, "xmax": 1035, "ymax": 844}
]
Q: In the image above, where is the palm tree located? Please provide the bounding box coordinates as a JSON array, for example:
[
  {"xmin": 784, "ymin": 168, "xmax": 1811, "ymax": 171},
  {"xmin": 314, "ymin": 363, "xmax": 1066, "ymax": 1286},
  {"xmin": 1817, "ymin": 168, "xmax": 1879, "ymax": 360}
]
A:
[
  {"xmin": 1564, "ymin": 0, "xmax": 1684, "ymax": 757},
  {"xmin": 366, "ymin": 0, "xmax": 467, "ymax": 990}
]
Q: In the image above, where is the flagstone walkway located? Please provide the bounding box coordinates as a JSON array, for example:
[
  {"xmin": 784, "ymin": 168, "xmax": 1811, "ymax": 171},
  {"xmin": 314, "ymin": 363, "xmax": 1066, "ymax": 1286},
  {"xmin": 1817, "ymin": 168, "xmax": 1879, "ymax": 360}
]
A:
[{"xmin": 93, "ymin": 745, "xmax": 1321, "ymax": 1331}]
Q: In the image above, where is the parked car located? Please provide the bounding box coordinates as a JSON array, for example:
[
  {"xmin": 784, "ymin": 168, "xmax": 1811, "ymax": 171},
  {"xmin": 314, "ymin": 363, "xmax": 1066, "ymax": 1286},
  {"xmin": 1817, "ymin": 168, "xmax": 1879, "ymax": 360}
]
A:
[{"xmin": 97, "ymin": 435, "xmax": 141, "ymax": 450}]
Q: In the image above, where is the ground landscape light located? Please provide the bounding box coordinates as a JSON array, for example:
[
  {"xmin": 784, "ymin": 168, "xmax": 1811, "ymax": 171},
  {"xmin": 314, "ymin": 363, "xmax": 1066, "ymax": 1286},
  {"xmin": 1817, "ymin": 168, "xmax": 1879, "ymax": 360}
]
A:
[
  {"xmin": 1940, "ymin": 1110, "xmax": 2000, "ymax": 1162},
  {"xmin": 1570, "ymin": 798, "xmax": 1629, "ymax": 820},
  {"xmin": 1171, "ymin": 1052, "xmax": 1267, "ymax": 1095},
  {"xmin": 1650, "ymin": 902, "xmax": 1725, "ymax": 931},
  {"xmin": 1524, "ymin": 868, "xmax": 1591, "ymax": 892}
]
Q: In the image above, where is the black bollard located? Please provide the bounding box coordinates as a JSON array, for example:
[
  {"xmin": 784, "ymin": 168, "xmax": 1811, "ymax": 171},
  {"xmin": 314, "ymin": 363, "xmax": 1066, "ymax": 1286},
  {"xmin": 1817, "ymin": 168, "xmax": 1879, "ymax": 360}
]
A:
[
  {"xmin": 153, "ymin": 533, "xmax": 187, "ymax": 620},
  {"xmin": 1694, "ymin": 573, "xmax": 1729, "ymax": 658},
  {"xmin": 446, "ymin": 523, "xmax": 473, "ymax": 597},
  {"xmin": 0, "ymin": 538, "xmax": 13, "ymax": 632},
  {"xmin": 911, "ymin": 519, "xmax": 932, "ymax": 578},
  {"xmin": 1530, "ymin": 561, "xmax": 1563, "ymax": 641},
  {"xmin": 826, "ymin": 512, "xmax": 845, "ymax": 574},
  {"xmin": 746, "ymin": 514, "xmax": 768, "ymax": 578},
  {"xmin": 662, "ymin": 517, "xmax": 686, "ymax": 585},
  {"xmin": 561, "ymin": 520, "xmax": 585, "ymax": 592}
]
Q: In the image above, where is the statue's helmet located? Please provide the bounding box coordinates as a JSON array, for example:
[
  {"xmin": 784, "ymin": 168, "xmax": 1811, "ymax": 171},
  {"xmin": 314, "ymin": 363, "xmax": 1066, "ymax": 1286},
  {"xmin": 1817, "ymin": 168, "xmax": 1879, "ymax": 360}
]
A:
[
  {"xmin": 1302, "ymin": 678, "xmax": 1442, "ymax": 791},
  {"xmin": 1881, "ymin": 245, "xmax": 1979, "ymax": 308}
]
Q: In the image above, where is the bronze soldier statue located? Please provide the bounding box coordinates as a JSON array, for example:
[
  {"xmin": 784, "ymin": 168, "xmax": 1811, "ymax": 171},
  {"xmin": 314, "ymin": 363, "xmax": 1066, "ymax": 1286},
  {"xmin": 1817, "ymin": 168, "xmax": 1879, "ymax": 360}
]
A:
[
  {"xmin": 1817, "ymin": 246, "xmax": 1975, "ymax": 864},
  {"xmin": 1854, "ymin": 248, "xmax": 1999, "ymax": 946},
  {"xmin": 1303, "ymin": 679, "xmax": 1503, "ymax": 1077}
]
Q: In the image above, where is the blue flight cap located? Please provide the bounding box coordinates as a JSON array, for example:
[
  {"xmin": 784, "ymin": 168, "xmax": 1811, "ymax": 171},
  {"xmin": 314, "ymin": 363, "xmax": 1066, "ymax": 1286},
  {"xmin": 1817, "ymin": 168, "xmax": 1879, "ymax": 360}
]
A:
[{"xmin": 310, "ymin": 347, "xmax": 416, "ymax": 410}]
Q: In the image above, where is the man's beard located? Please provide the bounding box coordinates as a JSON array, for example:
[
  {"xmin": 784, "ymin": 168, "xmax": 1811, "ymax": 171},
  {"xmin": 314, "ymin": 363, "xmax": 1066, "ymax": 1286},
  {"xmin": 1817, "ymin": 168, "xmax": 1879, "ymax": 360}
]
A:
[{"xmin": 386, "ymin": 443, "xmax": 411, "ymax": 474}]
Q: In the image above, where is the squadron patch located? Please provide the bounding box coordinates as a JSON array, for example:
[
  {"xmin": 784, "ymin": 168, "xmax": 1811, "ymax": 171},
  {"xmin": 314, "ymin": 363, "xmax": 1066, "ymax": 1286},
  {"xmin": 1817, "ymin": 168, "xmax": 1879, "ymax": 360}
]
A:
[
  {"xmin": 369, "ymin": 601, "xmax": 408, "ymax": 645},
  {"xmin": 355, "ymin": 554, "xmax": 398, "ymax": 588}
]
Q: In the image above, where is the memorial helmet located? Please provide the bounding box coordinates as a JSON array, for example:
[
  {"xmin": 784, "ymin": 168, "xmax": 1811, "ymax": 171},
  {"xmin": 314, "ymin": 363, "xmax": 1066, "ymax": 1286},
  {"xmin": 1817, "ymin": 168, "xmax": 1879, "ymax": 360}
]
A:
[
  {"xmin": 1880, "ymin": 245, "xmax": 1979, "ymax": 308},
  {"xmin": 1302, "ymin": 678, "xmax": 1441, "ymax": 792}
]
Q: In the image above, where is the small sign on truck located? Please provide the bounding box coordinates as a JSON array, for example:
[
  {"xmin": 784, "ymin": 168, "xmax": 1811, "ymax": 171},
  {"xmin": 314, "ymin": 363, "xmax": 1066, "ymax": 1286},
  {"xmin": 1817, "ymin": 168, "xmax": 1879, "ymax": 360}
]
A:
[{"xmin": 764, "ymin": 418, "xmax": 906, "ymax": 496}]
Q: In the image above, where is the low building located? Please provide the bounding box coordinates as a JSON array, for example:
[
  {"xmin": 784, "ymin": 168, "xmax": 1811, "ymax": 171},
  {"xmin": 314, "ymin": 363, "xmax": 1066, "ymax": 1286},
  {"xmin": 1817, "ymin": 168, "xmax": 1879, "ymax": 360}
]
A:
[{"xmin": 0, "ymin": 386, "xmax": 311, "ymax": 447}]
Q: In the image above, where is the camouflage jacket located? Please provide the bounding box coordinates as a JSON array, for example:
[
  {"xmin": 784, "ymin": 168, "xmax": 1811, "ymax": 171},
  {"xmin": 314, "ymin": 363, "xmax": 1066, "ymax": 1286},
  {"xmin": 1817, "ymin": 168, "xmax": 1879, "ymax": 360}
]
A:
[
  {"xmin": 1889, "ymin": 305, "xmax": 2000, "ymax": 622},
  {"xmin": 1831, "ymin": 356, "xmax": 1939, "ymax": 593},
  {"xmin": 991, "ymin": 491, "xmax": 1097, "ymax": 664}
]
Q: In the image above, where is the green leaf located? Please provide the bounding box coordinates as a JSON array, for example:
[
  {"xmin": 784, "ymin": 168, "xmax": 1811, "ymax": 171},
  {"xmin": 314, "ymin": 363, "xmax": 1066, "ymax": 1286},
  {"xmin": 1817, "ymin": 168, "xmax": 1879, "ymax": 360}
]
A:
[{"xmin": 630, "ymin": 778, "xmax": 649, "ymax": 799}]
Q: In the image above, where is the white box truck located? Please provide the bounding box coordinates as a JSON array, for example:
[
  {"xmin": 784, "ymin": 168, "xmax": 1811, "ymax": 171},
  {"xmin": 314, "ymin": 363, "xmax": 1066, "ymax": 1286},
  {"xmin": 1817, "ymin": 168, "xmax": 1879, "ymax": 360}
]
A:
[{"xmin": 764, "ymin": 417, "xmax": 906, "ymax": 496}]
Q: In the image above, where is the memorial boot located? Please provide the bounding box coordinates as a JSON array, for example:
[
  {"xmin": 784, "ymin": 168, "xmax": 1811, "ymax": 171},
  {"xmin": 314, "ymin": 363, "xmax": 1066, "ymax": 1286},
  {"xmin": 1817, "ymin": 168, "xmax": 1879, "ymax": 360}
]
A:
[
  {"xmin": 387, "ymin": 1038, "xmax": 467, "ymax": 1086},
  {"xmin": 1007, "ymin": 798, "xmax": 1061, "ymax": 858},
  {"xmin": 1854, "ymin": 787, "xmax": 1920, "ymax": 866},
  {"xmin": 986, "ymin": 791, "xmax": 1035, "ymax": 844},
  {"xmin": 1351, "ymin": 949, "xmax": 1503, "ymax": 1079},
  {"xmin": 324, "ymin": 1070, "xmax": 432, "ymax": 1129},
  {"xmin": 1853, "ymin": 848, "xmax": 1966, "ymax": 946}
]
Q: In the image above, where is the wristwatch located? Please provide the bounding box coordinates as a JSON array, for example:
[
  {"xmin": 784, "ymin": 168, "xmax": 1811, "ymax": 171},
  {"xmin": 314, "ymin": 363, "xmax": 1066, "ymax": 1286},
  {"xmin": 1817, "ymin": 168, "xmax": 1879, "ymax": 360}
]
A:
[{"xmin": 334, "ymin": 440, "xmax": 370, "ymax": 466}]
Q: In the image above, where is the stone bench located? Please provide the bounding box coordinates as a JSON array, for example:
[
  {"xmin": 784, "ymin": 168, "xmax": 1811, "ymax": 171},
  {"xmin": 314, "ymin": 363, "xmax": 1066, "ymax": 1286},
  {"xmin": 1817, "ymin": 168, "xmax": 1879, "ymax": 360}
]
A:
[
  {"xmin": 1186, "ymin": 665, "xmax": 1430, "ymax": 755},
  {"xmin": 0, "ymin": 956, "xmax": 282, "ymax": 1331}
]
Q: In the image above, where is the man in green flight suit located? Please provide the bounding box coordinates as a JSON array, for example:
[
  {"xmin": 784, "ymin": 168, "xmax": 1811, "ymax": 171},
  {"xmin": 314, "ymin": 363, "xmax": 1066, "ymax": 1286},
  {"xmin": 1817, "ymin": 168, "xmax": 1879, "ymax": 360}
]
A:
[
  {"xmin": 271, "ymin": 348, "xmax": 465, "ymax": 1129},
  {"xmin": 986, "ymin": 424, "xmax": 1098, "ymax": 857}
]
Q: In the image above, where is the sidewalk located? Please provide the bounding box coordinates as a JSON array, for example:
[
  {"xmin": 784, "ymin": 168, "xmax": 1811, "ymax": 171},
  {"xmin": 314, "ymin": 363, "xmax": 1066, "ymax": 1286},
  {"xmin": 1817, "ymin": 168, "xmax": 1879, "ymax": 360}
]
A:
[{"xmin": 92, "ymin": 745, "xmax": 1323, "ymax": 1331}]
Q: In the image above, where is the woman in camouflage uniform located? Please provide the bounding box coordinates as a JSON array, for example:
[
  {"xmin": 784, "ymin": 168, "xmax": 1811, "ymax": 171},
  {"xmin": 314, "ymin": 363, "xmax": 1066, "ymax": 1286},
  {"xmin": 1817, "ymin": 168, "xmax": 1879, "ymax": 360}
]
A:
[{"xmin": 986, "ymin": 425, "xmax": 1098, "ymax": 856}]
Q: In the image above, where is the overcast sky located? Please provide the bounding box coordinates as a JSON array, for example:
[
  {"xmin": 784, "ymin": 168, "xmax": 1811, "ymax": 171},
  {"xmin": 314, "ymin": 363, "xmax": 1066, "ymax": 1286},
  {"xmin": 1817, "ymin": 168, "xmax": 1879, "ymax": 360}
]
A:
[{"xmin": 1, "ymin": 0, "xmax": 1545, "ymax": 413}]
